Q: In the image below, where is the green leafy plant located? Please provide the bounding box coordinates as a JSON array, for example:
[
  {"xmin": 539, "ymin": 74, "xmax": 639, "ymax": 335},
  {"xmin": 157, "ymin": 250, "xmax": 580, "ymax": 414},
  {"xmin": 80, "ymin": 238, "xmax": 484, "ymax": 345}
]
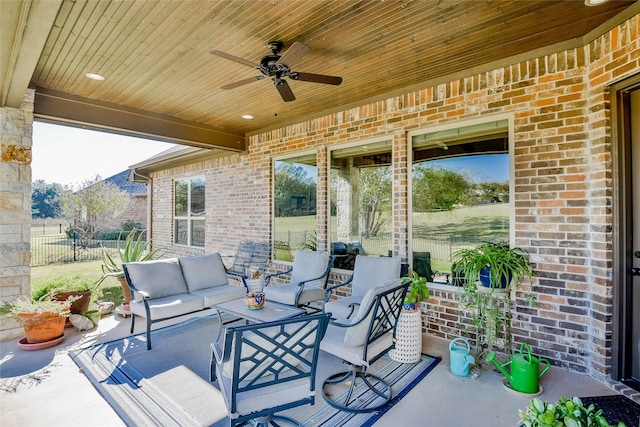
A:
[
  {"xmin": 1, "ymin": 295, "xmax": 78, "ymax": 320},
  {"xmin": 401, "ymin": 271, "xmax": 430, "ymax": 305},
  {"xmin": 453, "ymin": 241, "xmax": 534, "ymax": 289},
  {"xmin": 101, "ymin": 229, "xmax": 166, "ymax": 279},
  {"xmin": 519, "ymin": 396, "xmax": 626, "ymax": 427},
  {"xmin": 31, "ymin": 273, "xmax": 97, "ymax": 301},
  {"xmin": 300, "ymin": 231, "xmax": 318, "ymax": 251}
]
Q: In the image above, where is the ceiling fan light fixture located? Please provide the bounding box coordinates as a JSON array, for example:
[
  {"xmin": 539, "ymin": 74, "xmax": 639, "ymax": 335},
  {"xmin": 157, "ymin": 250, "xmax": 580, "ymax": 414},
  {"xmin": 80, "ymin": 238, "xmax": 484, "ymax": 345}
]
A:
[
  {"xmin": 584, "ymin": 0, "xmax": 609, "ymax": 6},
  {"xmin": 85, "ymin": 72, "xmax": 105, "ymax": 81}
]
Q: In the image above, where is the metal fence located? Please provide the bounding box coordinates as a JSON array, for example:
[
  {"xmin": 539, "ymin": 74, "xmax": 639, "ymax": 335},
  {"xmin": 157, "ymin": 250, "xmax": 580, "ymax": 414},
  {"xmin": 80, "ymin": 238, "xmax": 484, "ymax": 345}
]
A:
[
  {"xmin": 30, "ymin": 233, "xmax": 120, "ymax": 266},
  {"xmin": 273, "ymin": 230, "xmax": 492, "ymax": 261}
]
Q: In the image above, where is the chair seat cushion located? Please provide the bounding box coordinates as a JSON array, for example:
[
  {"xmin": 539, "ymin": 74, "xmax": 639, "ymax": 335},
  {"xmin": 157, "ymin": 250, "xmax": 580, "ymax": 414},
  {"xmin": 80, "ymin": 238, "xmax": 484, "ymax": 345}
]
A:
[
  {"xmin": 130, "ymin": 293, "xmax": 204, "ymax": 319},
  {"xmin": 264, "ymin": 284, "xmax": 325, "ymax": 306},
  {"xmin": 191, "ymin": 285, "xmax": 246, "ymax": 307},
  {"xmin": 320, "ymin": 324, "xmax": 392, "ymax": 367},
  {"xmin": 217, "ymin": 368, "xmax": 312, "ymax": 415}
]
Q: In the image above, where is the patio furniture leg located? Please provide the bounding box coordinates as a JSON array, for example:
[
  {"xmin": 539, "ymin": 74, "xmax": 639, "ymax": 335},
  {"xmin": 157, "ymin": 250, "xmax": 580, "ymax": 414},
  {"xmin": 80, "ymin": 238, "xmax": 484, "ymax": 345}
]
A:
[{"xmin": 322, "ymin": 365, "xmax": 392, "ymax": 413}]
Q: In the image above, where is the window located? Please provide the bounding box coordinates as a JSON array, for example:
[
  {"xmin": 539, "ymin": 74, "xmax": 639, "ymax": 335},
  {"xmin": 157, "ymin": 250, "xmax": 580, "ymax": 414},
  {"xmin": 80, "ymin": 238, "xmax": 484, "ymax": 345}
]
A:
[
  {"xmin": 410, "ymin": 118, "xmax": 511, "ymax": 282},
  {"xmin": 273, "ymin": 153, "xmax": 317, "ymax": 262},
  {"xmin": 329, "ymin": 139, "xmax": 393, "ymax": 270},
  {"xmin": 174, "ymin": 176, "xmax": 205, "ymax": 247}
]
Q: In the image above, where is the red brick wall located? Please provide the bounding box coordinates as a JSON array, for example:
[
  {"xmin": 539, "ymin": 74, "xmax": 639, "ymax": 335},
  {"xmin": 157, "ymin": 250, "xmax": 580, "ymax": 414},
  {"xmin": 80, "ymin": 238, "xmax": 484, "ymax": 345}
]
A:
[{"xmin": 150, "ymin": 13, "xmax": 640, "ymax": 380}]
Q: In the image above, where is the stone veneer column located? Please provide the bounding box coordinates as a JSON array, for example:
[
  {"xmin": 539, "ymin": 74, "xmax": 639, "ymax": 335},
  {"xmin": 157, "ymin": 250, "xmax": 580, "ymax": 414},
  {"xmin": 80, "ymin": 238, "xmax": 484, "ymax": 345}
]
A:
[{"xmin": 0, "ymin": 89, "xmax": 34, "ymax": 341}]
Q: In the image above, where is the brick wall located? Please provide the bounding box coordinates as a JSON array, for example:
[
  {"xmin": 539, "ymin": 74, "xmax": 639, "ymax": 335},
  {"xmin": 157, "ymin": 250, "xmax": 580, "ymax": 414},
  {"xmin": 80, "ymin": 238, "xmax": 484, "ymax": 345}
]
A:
[
  {"xmin": 148, "ymin": 13, "xmax": 640, "ymax": 379},
  {"xmin": 97, "ymin": 194, "xmax": 148, "ymax": 231}
]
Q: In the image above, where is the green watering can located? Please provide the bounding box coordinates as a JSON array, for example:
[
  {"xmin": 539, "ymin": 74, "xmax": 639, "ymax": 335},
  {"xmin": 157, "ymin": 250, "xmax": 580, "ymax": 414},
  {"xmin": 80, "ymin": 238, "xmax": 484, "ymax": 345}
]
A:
[{"xmin": 486, "ymin": 343, "xmax": 550, "ymax": 394}]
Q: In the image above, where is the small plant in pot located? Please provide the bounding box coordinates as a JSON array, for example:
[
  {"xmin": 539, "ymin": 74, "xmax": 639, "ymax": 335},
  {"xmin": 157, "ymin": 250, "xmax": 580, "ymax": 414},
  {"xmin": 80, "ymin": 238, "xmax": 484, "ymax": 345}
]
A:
[
  {"xmin": 31, "ymin": 273, "xmax": 98, "ymax": 315},
  {"xmin": 452, "ymin": 241, "xmax": 534, "ymax": 290},
  {"xmin": 1, "ymin": 296, "xmax": 78, "ymax": 344},
  {"xmin": 101, "ymin": 229, "xmax": 166, "ymax": 316},
  {"xmin": 452, "ymin": 241, "xmax": 535, "ymax": 366},
  {"xmin": 401, "ymin": 271, "xmax": 430, "ymax": 312}
]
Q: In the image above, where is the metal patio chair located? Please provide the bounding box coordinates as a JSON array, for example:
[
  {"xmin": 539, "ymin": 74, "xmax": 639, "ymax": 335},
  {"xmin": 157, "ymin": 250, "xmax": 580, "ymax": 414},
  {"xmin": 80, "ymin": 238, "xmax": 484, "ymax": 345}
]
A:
[
  {"xmin": 323, "ymin": 255, "xmax": 407, "ymax": 320},
  {"xmin": 262, "ymin": 250, "xmax": 335, "ymax": 309},
  {"xmin": 319, "ymin": 279, "xmax": 408, "ymax": 413},
  {"xmin": 210, "ymin": 312, "xmax": 330, "ymax": 427},
  {"xmin": 225, "ymin": 241, "xmax": 272, "ymax": 287}
]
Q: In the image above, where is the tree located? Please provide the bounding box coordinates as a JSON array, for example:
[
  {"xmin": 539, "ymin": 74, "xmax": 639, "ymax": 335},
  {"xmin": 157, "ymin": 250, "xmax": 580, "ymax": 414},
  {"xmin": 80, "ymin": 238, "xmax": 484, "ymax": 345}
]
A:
[
  {"xmin": 31, "ymin": 180, "xmax": 64, "ymax": 218},
  {"xmin": 274, "ymin": 164, "xmax": 316, "ymax": 217},
  {"xmin": 60, "ymin": 175, "xmax": 129, "ymax": 246},
  {"xmin": 413, "ymin": 164, "xmax": 471, "ymax": 211},
  {"xmin": 359, "ymin": 166, "xmax": 392, "ymax": 236}
]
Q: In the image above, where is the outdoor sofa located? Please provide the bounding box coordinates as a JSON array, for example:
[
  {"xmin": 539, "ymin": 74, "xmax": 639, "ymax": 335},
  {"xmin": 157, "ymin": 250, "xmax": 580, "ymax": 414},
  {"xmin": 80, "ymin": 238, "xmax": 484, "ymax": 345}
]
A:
[{"xmin": 122, "ymin": 252, "xmax": 247, "ymax": 349}]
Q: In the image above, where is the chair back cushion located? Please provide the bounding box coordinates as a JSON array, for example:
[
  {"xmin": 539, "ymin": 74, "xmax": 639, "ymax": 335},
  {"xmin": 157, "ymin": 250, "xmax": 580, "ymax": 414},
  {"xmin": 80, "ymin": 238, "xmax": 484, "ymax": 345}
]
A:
[
  {"xmin": 343, "ymin": 279, "xmax": 405, "ymax": 348},
  {"xmin": 123, "ymin": 258, "xmax": 188, "ymax": 299},
  {"xmin": 289, "ymin": 250, "xmax": 330, "ymax": 289},
  {"xmin": 351, "ymin": 255, "xmax": 402, "ymax": 297},
  {"xmin": 179, "ymin": 252, "xmax": 229, "ymax": 291}
]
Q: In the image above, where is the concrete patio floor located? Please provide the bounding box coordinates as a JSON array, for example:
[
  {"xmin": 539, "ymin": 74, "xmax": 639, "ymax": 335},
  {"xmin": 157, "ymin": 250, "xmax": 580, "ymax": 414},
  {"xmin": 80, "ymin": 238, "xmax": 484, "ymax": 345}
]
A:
[{"xmin": 1, "ymin": 310, "xmax": 638, "ymax": 427}]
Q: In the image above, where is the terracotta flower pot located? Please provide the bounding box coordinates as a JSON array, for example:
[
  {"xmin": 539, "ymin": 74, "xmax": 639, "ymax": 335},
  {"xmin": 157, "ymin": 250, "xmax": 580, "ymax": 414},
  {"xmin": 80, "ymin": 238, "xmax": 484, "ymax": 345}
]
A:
[
  {"xmin": 118, "ymin": 277, "xmax": 131, "ymax": 305},
  {"xmin": 19, "ymin": 312, "xmax": 66, "ymax": 343},
  {"xmin": 53, "ymin": 290, "xmax": 92, "ymax": 314}
]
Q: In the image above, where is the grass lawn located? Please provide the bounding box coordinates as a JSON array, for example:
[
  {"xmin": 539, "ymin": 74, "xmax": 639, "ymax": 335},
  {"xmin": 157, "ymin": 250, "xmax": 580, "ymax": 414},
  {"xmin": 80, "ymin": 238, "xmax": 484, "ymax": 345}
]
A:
[{"xmin": 31, "ymin": 260, "xmax": 124, "ymax": 307}]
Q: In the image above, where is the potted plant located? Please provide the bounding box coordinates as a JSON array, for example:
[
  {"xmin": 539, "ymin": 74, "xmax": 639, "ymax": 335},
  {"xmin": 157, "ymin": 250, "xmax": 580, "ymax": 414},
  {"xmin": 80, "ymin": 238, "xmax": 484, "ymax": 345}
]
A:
[
  {"xmin": 401, "ymin": 271, "xmax": 430, "ymax": 312},
  {"xmin": 101, "ymin": 229, "xmax": 166, "ymax": 316},
  {"xmin": 452, "ymin": 241, "xmax": 536, "ymax": 365},
  {"xmin": 519, "ymin": 396, "xmax": 625, "ymax": 427},
  {"xmin": 1, "ymin": 296, "xmax": 77, "ymax": 343},
  {"xmin": 452, "ymin": 241, "xmax": 534, "ymax": 290},
  {"xmin": 31, "ymin": 273, "xmax": 98, "ymax": 315}
]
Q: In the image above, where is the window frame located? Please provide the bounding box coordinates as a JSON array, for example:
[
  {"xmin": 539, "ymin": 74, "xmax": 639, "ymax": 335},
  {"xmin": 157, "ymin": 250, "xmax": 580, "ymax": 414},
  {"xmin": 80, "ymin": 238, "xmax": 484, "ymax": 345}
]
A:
[
  {"xmin": 407, "ymin": 114, "xmax": 515, "ymax": 278},
  {"xmin": 328, "ymin": 136, "xmax": 395, "ymax": 271},
  {"xmin": 272, "ymin": 150, "xmax": 318, "ymax": 264},
  {"xmin": 173, "ymin": 175, "xmax": 205, "ymax": 248}
]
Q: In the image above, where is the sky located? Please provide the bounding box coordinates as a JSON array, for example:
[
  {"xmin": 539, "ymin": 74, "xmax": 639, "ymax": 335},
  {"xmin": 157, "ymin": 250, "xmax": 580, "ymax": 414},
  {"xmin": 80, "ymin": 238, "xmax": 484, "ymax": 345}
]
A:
[{"xmin": 32, "ymin": 122, "xmax": 176, "ymax": 189}]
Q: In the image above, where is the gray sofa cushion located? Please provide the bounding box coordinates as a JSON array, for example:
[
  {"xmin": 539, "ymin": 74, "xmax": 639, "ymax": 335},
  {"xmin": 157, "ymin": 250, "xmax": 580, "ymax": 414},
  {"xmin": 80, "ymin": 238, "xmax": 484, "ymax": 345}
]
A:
[
  {"xmin": 179, "ymin": 252, "xmax": 229, "ymax": 291},
  {"xmin": 124, "ymin": 258, "xmax": 188, "ymax": 299}
]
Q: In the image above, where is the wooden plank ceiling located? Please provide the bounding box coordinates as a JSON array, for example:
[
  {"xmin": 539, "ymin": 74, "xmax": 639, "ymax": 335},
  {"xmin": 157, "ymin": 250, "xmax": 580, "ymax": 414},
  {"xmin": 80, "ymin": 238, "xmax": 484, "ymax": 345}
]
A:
[{"xmin": 2, "ymin": 0, "xmax": 637, "ymax": 150}]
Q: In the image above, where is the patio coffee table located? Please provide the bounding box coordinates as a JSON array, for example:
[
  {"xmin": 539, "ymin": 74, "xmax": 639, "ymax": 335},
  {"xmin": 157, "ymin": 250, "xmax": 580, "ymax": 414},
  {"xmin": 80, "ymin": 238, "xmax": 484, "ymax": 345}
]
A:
[{"xmin": 213, "ymin": 298, "xmax": 306, "ymax": 325}]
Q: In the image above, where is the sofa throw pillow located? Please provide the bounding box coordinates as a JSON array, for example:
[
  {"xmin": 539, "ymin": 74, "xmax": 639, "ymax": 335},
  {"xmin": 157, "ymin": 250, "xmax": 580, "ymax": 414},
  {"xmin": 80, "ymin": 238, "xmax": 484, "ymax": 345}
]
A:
[
  {"xmin": 124, "ymin": 258, "xmax": 188, "ymax": 299},
  {"xmin": 179, "ymin": 252, "xmax": 229, "ymax": 292}
]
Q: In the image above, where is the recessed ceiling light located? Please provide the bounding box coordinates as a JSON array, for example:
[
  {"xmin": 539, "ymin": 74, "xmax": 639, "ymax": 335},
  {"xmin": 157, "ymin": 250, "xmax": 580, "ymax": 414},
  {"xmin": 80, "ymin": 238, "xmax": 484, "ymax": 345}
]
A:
[
  {"xmin": 241, "ymin": 114, "xmax": 254, "ymax": 120},
  {"xmin": 584, "ymin": 0, "xmax": 609, "ymax": 6},
  {"xmin": 85, "ymin": 72, "xmax": 105, "ymax": 81}
]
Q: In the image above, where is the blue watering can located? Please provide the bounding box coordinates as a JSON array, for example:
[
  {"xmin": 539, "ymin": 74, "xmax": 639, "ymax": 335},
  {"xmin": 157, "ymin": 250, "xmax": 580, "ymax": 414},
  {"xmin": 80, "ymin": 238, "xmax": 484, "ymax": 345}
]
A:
[{"xmin": 449, "ymin": 338, "xmax": 475, "ymax": 377}]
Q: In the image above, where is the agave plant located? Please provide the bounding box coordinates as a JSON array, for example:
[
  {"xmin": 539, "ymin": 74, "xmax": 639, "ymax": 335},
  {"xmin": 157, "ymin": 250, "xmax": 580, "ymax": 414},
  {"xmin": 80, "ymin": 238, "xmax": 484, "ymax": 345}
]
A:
[{"xmin": 101, "ymin": 229, "xmax": 166, "ymax": 279}]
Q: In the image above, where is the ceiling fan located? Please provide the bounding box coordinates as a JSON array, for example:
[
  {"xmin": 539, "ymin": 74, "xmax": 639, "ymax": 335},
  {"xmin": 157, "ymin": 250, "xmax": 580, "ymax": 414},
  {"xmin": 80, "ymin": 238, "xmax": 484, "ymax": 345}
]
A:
[{"xmin": 210, "ymin": 41, "xmax": 342, "ymax": 102}]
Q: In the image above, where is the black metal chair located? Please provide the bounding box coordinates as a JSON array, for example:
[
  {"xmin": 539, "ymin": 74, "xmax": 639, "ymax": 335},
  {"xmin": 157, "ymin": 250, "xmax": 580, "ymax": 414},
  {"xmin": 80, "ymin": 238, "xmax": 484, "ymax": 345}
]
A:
[
  {"xmin": 210, "ymin": 313, "xmax": 330, "ymax": 427},
  {"xmin": 319, "ymin": 279, "xmax": 408, "ymax": 413},
  {"xmin": 324, "ymin": 255, "xmax": 407, "ymax": 320},
  {"xmin": 225, "ymin": 241, "xmax": 272, "ymax": 287},
  {"xmin": 263, "ymin": 250, "xmax": 335, "ymax": 309}
]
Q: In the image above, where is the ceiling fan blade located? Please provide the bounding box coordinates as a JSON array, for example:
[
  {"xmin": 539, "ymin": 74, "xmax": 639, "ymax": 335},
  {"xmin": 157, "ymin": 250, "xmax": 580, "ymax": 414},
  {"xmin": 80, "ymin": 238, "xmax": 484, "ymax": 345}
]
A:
[
  {"xmin": 210, "ymin": 50, "xmax": 259, "ymax": 68},
  {"xmin": 275, "ymin": 79, "xmax": 295, "ymax": 102},
  {"xmin": 290, "ymin": 72, "xmax": 342, "ymax": 85},
  {"xmin": 220, "ymin": 76, "xmax": 264, "ymax": 90},
  {"xmin": 276, "ymin": 42, "xmax": 310, "ymax": 68}
]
